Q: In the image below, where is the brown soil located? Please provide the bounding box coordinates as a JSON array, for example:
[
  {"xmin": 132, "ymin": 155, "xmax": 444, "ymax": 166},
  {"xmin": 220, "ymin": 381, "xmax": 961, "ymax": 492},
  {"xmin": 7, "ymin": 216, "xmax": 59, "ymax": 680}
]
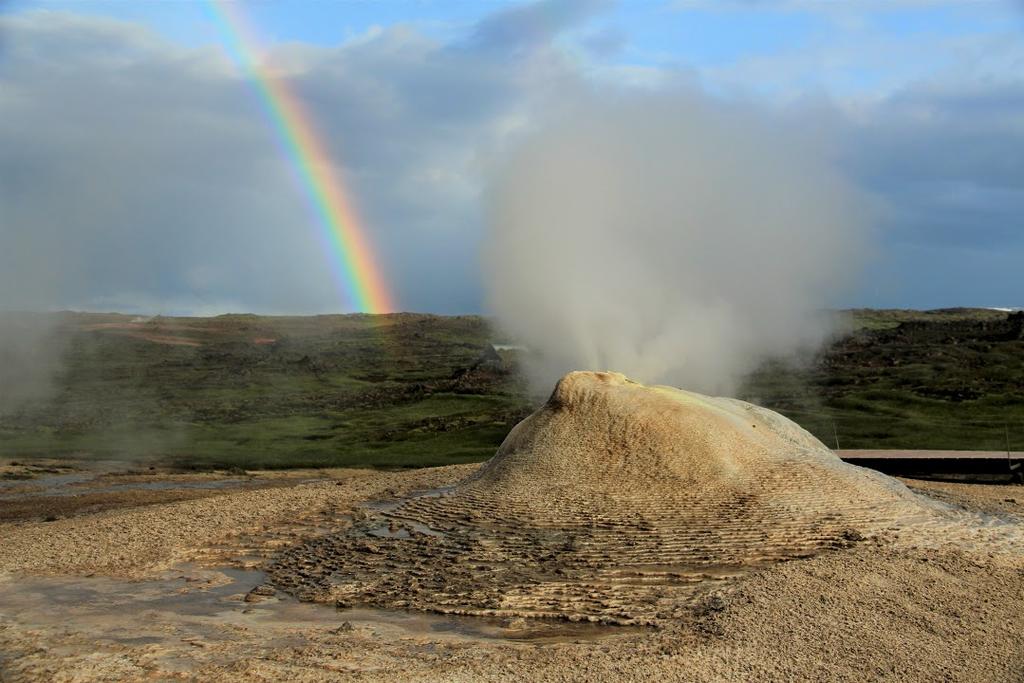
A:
[
  {"xmin": 0, "ymin": 487, "xmax": 227, "ymax": 523},
  {"xmin": 0, "ymin": 464, "xmax": 341, "ymax": 523},
  {"xmin": 0, "ymin": 476, "xmax": 335, "ymax": 523},
  {"xmin": 901, "ymin": 477, "xmax": 1024, "ymax": 517}
]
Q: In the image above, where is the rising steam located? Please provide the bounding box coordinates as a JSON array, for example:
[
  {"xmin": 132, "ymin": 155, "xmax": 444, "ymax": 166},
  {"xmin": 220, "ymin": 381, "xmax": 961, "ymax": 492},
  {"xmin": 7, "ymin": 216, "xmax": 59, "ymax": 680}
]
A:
[
  {"xmin": 483, "ymin": 93, "xmax": 868, "ymax": 396},
  {"xmin": 0, "ymin": 313, "xmax": 66, "ymax": 415}
]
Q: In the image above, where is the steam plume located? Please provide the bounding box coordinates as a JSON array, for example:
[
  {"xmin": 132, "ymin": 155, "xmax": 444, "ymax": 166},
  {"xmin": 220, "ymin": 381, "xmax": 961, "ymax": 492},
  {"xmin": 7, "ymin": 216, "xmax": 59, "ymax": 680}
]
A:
[
  {"xmin": 483, "ymin": 93, "xmax": 868, "ymax": 396},
  {"xmin": 0, "ymin": 313, "xmax": 66, "ymax": 415}
]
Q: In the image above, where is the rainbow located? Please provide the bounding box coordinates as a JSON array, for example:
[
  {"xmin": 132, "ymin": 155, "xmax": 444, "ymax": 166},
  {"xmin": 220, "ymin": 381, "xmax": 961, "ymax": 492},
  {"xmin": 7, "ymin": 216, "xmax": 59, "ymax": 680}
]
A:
[{"xmin": 204, "ymin": 1, "xmax": 393, "ymax": 313}]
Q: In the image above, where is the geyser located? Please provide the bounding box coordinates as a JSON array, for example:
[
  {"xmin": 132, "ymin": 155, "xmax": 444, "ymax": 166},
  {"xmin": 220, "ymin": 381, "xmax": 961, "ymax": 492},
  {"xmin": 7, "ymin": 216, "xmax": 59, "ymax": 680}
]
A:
[
  {"xmin": 483, "ymin": 94, "xmax": 869, "ymax": 395},
  {"xmin": 270, "ymin": 372, "xmax": 937, "ymax": 625}
]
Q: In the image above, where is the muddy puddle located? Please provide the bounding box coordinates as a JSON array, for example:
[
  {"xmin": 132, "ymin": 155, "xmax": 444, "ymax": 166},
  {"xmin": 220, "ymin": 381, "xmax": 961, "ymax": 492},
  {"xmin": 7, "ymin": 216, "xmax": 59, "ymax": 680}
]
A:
[{"xmin": 0, "ymin": 565, "xmax": 638, "ymax": 653}]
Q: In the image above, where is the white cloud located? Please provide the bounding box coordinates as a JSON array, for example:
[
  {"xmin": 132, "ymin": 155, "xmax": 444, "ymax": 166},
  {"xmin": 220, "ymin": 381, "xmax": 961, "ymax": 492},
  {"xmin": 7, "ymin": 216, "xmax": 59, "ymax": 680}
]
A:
[
  {"xmin": 0, "ymin": 0, "xmax": 1021, "ymax": 317},
  {"xmin": 0, "ymin": 8, "xmax": 587, "ymax": 314}
]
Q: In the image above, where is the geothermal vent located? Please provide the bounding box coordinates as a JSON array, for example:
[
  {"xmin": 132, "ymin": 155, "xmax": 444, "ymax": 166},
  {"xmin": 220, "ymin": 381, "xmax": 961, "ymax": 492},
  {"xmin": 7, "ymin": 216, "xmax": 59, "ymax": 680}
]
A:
[{"xmin": 270, "ymin": 371, "xmax": 938, "ymax": 625}]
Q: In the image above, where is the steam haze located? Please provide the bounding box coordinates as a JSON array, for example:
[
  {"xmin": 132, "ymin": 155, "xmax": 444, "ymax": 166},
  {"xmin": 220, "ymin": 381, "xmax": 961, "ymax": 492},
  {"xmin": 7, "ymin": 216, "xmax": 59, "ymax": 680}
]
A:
[
  {"xmin": 484, "ymin": 94, "xmax": 869, "ymax": 395},
  {"xmin": 0, "ymin": 313, "xmax": 66, "ymax": 414}
]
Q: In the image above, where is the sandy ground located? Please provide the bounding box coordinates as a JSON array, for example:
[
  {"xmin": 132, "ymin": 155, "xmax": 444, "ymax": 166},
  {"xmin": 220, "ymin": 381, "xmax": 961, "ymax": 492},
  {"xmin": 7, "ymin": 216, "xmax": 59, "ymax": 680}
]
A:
[
  {"xmin": 1, "ymin": 459, "xmax": 1022, "ymax": 682},
  {"xmin": 901, "ymin": 478, "xmax": 1024, "ymax": 516}
]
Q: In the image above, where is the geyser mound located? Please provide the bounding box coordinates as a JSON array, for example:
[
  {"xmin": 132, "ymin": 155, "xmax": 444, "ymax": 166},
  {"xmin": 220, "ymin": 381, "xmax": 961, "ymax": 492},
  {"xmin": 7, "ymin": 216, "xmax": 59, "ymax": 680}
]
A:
[
  {"xmin": 269, "ymin": 372, "xmax": 937, "ymax": 625},
  {"xmin": 463, "ymin": 371, "xmax": 918, "ymax": 513}
]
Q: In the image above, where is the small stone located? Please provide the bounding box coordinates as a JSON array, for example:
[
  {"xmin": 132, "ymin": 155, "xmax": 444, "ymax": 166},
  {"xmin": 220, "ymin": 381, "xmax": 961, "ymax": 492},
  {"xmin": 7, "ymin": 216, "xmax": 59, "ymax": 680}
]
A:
[
  {"xmin": 334, "ymin": 621, "xmax": 354, "ymax": 633},
  {"xmin": 841, "ymin": 528, "xmax": 865, "ymax": 542},
  {"xmin": 244, "ymin": 584, "xmax": 276, "ymax": 603}
]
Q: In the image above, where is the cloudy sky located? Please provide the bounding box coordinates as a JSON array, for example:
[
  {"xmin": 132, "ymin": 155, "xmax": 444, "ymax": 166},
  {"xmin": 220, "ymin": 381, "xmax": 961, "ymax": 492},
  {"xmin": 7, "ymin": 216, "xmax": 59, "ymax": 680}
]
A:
[{"xmin": 1, "ymin": 0, "xmax": 1021, "ymax": 314}]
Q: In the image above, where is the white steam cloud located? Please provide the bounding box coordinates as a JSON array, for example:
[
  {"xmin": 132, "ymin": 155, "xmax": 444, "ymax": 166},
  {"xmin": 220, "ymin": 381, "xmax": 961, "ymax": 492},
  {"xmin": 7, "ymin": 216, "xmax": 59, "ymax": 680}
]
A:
[{"xmin": 483, "ymin": 93, "xmax": 869, "ymax": 396}]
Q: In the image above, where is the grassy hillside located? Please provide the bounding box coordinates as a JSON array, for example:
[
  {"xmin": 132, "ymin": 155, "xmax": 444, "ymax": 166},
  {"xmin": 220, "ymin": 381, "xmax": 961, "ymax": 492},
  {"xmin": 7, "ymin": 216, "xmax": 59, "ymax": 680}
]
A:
[
  {"xmin": 0, "ymin": 312, "xmax": 529, "ymax": 469},
  {"xmin": 741, "ymin": 308, "xmax": 1024, "ymax": 451},
  {"xmin": 0, "ymin": 308, "xmax": 1021, "ymax": 469}
]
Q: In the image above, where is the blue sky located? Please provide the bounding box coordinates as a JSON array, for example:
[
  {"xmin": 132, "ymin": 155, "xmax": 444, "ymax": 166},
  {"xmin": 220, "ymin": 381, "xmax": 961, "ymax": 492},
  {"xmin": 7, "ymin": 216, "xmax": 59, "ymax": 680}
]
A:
[
  {"xmin": 0, "ymin": 0, "xmax": 1022, "ymax": 314},
  {"xmin": 11, "ymin": 0, "xmax": 1016, "ymax": 89}
]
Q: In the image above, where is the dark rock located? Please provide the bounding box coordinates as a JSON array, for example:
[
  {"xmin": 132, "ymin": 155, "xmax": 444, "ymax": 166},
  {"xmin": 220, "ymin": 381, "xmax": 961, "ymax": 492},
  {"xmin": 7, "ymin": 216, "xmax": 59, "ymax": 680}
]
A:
[
  {"xmin": 841, "ymin": 528, "xmax": 865, "ymax": 542},
  {"xmin": 244, "ymin": 584, "xmax": 276, "ymax": 602}
]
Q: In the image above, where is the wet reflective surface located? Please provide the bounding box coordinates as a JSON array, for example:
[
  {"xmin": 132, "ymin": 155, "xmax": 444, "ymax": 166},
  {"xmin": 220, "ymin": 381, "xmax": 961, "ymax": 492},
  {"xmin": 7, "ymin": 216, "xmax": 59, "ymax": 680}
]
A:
[{"xmin": 0, "ymin": 565, "xmax": 637, "ymax": 650}]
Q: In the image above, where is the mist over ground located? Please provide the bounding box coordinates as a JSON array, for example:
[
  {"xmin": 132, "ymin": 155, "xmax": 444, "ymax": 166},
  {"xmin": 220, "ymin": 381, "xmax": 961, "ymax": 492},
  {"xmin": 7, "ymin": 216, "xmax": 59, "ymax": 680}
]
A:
[
  {"xmin": 483, "ymin": 93, "xmax": 869, "ymax": 396},
  {"xmin": 0, "ymin": 313, "xmax": 67, "ymax": 415}
]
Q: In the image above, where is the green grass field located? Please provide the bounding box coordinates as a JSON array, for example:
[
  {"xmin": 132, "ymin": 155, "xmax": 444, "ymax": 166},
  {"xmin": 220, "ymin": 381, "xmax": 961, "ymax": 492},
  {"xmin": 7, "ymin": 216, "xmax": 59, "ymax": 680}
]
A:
[
  {"xmin": 0, "ymin": 312, "xmax": 529, "ymax": 469},
  {"xmin": 741, "ymin": 308, "xmax": 1024, "ymax": 451},
  {"xmin": 1, "ymin": 308, "xmax": 1021, "ymax": 469}
]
